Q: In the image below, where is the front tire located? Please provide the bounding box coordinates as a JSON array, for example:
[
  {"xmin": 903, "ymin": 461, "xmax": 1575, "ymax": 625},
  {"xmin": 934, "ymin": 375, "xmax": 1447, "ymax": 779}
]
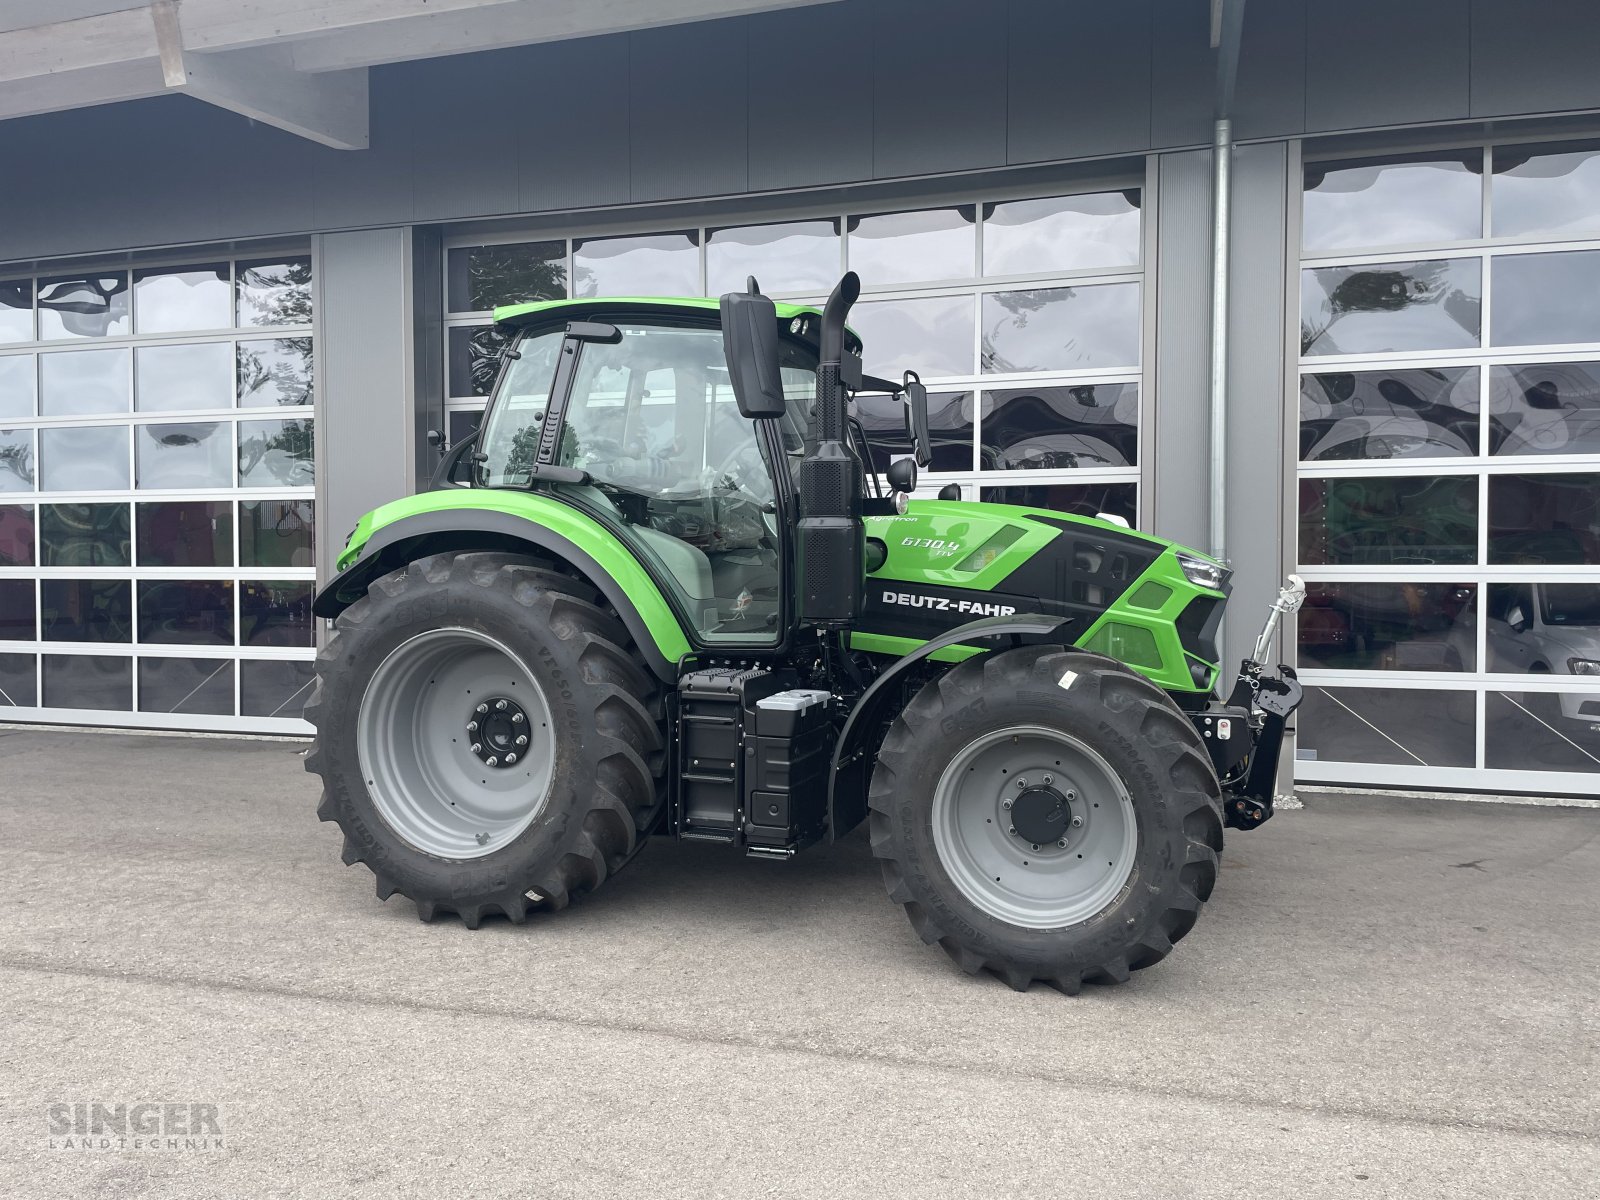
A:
[
  {"xmin": 868, "ymin": 647, "xmax": 1223, "ymax": 993},
  {"xmin": 305, "ymin": 551, "xmax": 665, "ymax": 926}
]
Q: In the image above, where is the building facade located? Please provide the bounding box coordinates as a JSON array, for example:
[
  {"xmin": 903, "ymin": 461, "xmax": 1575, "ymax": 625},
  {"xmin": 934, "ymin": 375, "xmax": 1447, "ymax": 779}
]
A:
[{"xmin": 0, "ymin": 0, "xmax": 1597, "ymax": 798}]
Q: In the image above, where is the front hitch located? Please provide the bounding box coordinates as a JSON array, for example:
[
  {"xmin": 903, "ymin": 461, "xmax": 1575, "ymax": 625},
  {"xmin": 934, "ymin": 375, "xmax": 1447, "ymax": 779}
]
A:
[{"xmin": 1215, "ymin": 576, "xmax": 1307, "ymax": 831}]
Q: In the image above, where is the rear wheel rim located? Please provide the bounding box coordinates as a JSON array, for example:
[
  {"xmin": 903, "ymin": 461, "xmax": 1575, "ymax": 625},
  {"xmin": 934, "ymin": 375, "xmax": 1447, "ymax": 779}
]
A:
[
  {"xmin": 357, "ymin": 627, "xmax": 556, "ymax": 861},
  {"xmin": 931, "ymin": 724, "xmax": 1137, "ymax": 930}
]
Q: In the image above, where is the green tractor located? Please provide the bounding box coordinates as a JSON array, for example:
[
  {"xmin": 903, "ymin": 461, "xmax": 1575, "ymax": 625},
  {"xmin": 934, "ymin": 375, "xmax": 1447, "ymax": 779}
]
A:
[{"xmin": 306, "ymin": 272, "xmax": 1303, "ymax": 992}]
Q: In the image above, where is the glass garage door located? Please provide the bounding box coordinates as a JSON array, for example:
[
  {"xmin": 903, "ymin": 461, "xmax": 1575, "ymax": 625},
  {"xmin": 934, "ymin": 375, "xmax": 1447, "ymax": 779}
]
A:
[
  {"xmin": 1294, "ymin": 140, "xmax": 1600, "ymax": 795},
  {"xmin": 0, "ymin": 255, "xmax": 317, "ymax": 733},
  {"xmin": 440, "ymin": 182, "xmax": 1147, "ymax": 524}
]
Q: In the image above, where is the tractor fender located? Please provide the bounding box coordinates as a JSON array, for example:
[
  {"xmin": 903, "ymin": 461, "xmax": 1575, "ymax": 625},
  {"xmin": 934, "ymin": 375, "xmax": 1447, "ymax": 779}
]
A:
[
  {"xmin": 827, "ymin": 613, "xmax": 1075, "ymax": 842},
  {"xmin": 311, "ymin": 505, "xmax": 688, "ymax": 682}
]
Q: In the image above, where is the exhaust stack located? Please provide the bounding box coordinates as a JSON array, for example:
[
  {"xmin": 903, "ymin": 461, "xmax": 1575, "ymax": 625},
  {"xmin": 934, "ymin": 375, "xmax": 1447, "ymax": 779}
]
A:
[{"xmin": 798, "ymin": 272, "xmax": 864, "ymax": 629}]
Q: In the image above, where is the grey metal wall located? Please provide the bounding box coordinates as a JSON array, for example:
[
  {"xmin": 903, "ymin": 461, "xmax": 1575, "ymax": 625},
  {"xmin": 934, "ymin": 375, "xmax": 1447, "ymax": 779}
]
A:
[
  {"xmin": 313, "ymin": 228, "xmax": 418, "ymax": 583},
  {"xmin": 4, "ymin": 0, "xmax": 1600, "ymax": 264}
]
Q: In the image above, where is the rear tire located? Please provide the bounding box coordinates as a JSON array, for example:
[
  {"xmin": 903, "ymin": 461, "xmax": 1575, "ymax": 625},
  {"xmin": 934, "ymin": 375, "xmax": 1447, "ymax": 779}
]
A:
[
  {"xmin": 305, "ymin": 551, "xmax": 666, "ymax": 926},
  {"xmin": 868, "ymin": 646, "xmax": 1223, "ymax": 993}
]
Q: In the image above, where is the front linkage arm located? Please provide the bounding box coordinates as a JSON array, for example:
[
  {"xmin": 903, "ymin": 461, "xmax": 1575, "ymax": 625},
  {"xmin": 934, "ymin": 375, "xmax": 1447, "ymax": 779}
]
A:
[{"xmin": 1219, "ymin": 576, "xmax": 1307, "ymax": 831}]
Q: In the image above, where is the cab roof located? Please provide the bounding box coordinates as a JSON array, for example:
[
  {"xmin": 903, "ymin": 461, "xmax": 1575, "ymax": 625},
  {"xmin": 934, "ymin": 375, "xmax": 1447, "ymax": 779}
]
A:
[{"xmin": 493, "ymin": 296, "xmax": 827, "ymax": 328}]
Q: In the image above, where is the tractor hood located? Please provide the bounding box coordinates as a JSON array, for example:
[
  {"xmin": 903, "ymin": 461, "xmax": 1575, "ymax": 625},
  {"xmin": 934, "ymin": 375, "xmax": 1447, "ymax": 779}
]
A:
[{"xmin": 854, "ymin": 499, "xmax": 1229, "ymax": 693}]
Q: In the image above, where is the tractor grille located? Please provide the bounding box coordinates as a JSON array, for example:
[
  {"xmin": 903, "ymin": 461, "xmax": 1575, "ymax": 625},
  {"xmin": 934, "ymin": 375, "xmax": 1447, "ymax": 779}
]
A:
[{"xmin": 1176, "ymin": 594, "xmax": 1225, "ymax": 665}]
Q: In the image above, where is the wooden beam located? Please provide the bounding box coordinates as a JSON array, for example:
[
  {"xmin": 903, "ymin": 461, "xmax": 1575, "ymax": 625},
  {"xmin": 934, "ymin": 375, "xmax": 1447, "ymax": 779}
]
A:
[
  {"xmin": 0, "ymin": 2, "xmax": 149, "ymax": 38},
  {"xmin": 152, "ymin": 1, "xmax": 368, "ymax": 149},
  {"xmin": 0, "ymin": 57, "xmax": 163, "ymax": 121},
  {"xmin": 288, "ymin": 0, "xmax": 838, "ymax": 72},
  {"xmin": 169, "ymin": 49, "xmax": 369, "ymax": 149},
  {"xmin": 0, "ymin": 0, "xmax": 837, "ymax": 82}
]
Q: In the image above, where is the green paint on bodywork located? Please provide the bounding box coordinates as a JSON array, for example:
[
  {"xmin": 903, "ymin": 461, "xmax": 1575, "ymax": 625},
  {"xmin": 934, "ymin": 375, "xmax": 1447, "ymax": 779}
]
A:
[
  {"xmin": 856, "ymin": 499, "xmax": 1225, "ymax": 692},
  {"xmin": 339, "ymin": 488, "xmax": 1224, "ymax": 693},
  {"xmin": 336, "ymin": 488, "xmax": 694, "ymax": 667}
]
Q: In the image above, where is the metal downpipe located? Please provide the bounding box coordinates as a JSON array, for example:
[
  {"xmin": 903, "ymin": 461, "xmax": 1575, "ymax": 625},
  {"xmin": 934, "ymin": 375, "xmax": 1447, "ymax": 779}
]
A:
[{"xmin": 1208, "ymin": 114, "xmax": 1232, "ymax": 568}]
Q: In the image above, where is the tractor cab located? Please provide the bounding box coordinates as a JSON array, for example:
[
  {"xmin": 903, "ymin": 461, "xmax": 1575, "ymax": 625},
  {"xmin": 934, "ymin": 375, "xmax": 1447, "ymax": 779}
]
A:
[{"xmin": 450, "ymin": 290, "xmax": 923, "ymax": 656}]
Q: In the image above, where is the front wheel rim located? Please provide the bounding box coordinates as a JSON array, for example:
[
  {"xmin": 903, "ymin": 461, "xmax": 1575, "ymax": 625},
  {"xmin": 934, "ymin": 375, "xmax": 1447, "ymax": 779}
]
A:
[
  {"xmin": 357, "ymin": 627, "xmax": 557, "ymax": 860},
  {"xmin": 931, "ymin": 724, "xmax": 1138, "ymax": 930}
]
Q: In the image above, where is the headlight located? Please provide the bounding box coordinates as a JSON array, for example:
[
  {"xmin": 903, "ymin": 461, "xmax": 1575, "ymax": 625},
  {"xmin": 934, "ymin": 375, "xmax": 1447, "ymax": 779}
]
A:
[
  {"xmin": 1175, "ymin": 550, "xmax": 1231, "ymax": 591},
  {"xmin": 1569, "ymin": 658, "xmax": 1600, "ymax": 676}
]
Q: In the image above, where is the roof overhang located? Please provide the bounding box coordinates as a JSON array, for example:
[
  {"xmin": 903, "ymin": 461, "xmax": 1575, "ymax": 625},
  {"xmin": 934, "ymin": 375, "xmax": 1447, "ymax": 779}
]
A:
[{"xmin": 0, "ymin": 0, "xmax": 838, "ymax": 150}]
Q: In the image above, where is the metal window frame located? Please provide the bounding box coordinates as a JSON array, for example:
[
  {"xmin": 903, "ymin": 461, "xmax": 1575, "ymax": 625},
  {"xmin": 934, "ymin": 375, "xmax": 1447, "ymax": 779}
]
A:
[
  {"xmin": 1290, "ymin": 135, "xmax": 1600, "ymax": 795},
  {"xmin": 0, "ymin": 252, "xmax": 318, "ymax": 735},
  {"xmin": 435, "ymin": 178, "xmax": 1152, "ymax": 525}
]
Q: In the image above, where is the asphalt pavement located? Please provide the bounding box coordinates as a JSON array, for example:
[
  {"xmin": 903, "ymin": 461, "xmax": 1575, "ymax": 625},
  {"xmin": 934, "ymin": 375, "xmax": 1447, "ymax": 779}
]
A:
[{"xmin": 1, "ymin": 726, "xmax": 1596, "ymax": 1198}]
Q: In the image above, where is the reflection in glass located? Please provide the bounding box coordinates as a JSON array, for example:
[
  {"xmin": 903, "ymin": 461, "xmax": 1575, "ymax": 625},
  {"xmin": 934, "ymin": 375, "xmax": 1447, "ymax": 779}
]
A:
[
  {"xmin": 43, "ymin": 654, "xmax": 131, "ymax": 710},
  {"xmin": 1491, "ymin": 141, "xmax": 1600, "ymax": 239},
  {"xmin": 1296, "ymin": 685, "xmax": 1473, "ymax": 767},
  {"xmin": 1485, "ymin": 582, "xmax": 1600, "ymax": 677},
  {"xmin": 40, "ymin": 348, "xmax": 130, "ymax": 416},
  {"xmin": 982, "ymin": 284, "xmax": 1141, "ymax": 373},
  {"xmin": 1486, "ymin": 690, "xmax": 1600, "ymax": 772},
  {"xmin": 1300, "ymin": 367, "xmax": 1478, "ymax": 461},
  {"xmin": 40, "ymin": 503, "xmax": 130, "ymax": 566},
  {"xmin": 573, "ymin": 233, "xmax": 698, "ymax": 298},
  {"xmin": 239, "ymin": 499, "xmax": 314, "ymax": 568},
  {"xmin": 855, "ymin": 391, "xmax": 973, "ymax": 473},
  {"xmin": 40, "ymin": 425, "xmax": 130, "ymax": 492},
  {"xmin": 707, "ymin": 220, "xmax": 839, "ymax": 295},
  {"xmin": 0, "ymin": 428, "xmax": 33, "ymax": 492},
  {"xmin": 1491, "ymin": 251, "xmax": 1600, "ymax": 347},
  {"xmin": 447, "ymin": 241, "xmax": 567, "ymax": 312},
  {"xmin": 37, "ymin": 273, "xmax": 130, "ymax": 339},
  {"xmin": 0, "ymin": 428, "xmax": 32, "ymax": 492},
  {"xmin": 137, "ymin": 422, "xmax": 232, "ymax": 489},
  {"xmin": 135, "ymin": 342, "xmax": 232, "ymax": 412},
  {"xmin": 983, "ymin": 192, "xmax": 1141, "ymax": 275},
  {"xmin": 0, "ymin": 280, "xmax": 32, "ymax": 343},
  {"xmin": 134, "ymin": 264, "xmax": 230, "ymax": 333},
  {"xmin": 447, "ymin": 325, "xmax": 509, "ymax": 397},
  {"xmin": 241, "ymin": 580, "xmax": 314, "ymax": 647},
  {"xmin": 0, "ymin": 652, "xmax": 35, "ymax": 707},
  {"xmin": 1489, "ymin": 362, "xmax": 1600, "ymax": 456},
  {"xmin": 476, "ymin": 332, "xmax": 562, "ymax": 487},
  {"xmin": 848, "ymin": 208, "xmax": 975, "ymax": 284},
  {"xmin": 981, "ymin": 384, "xmax": 1137, "ymax": 470},
  {"xmin": 0, "ymin": 354, "xmax": 34, "ymax": 420},
  {"xmin": 138, "ymin": 657, "xmax": 234, "ymax": 716},
  {"xmin": 0, "ymin": 579, "xmax": 34, "ymax": 639},
  {"xmin": 1299, "ymin": 476, "xmax": 1477, "ymax": 565},
  {"xmin": 237, "ymin": 258, "xmax": 312, "ymax": 327},
  {"xmin": 1488, "ymin": 472, "xmax": 1600, "ymax": 564},
  {"xmin": 0, "ymin": 503, "xmax": 33, "ymax": 566},
  {"xmin": 849, "ymin": 296, "xmax": 974, "ymax": 379},
  {"xmin": 41, "ymin": 579, "xmax": 132, "ymax": 642},
  {"xmin": 137, "ymin": 580, "xmax": 233, "ymax": 645},
  {"xmin": 446, "ymin": 409, "xmax": 481, "ymax": 447},
  {"xmin": 1302, "ymin": 154, "xmax": 1482, "ymax": 252},
  {"xmin": 137, "ymin": 501, "xmax": 232, "ymax": 567},
  {"xmin": 237, "ymin": 338, "xmax": 313, "ymax": 408},
  {"xmin": 238, "ymin": 419, "xmax": 314, "ymax": 488},
  {"xmin": 1301, "ymin": 259, "xmax": 1480, "ymax": 356},
  {"xmin": 978, "ymin": 482, "xmax": 1137, "ymax": 526},
  {"xmin": 240, "ymin": 658, "xmax": 315, "ymax": 718},
  {"xmin": 1298, "ymin": 582, "xmax": 1476, "ymax": 671}
]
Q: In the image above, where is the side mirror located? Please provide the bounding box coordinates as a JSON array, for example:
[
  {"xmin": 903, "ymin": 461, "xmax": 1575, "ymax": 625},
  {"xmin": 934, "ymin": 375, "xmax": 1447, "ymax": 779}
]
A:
[
  {"xmin": 719, "ymin": 276, "xmax": 787, "ymax": 419},
  {"xmin": 903, "ymin": 370, "xmax": 932, "ymax": 468},
  {"xmin": 886, "ymin": 456, "xmax": 918, "ymax": 494},
  {"xmin": 1506, "ymin": 604, "xmax": 1529, "ymax": 632}
]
